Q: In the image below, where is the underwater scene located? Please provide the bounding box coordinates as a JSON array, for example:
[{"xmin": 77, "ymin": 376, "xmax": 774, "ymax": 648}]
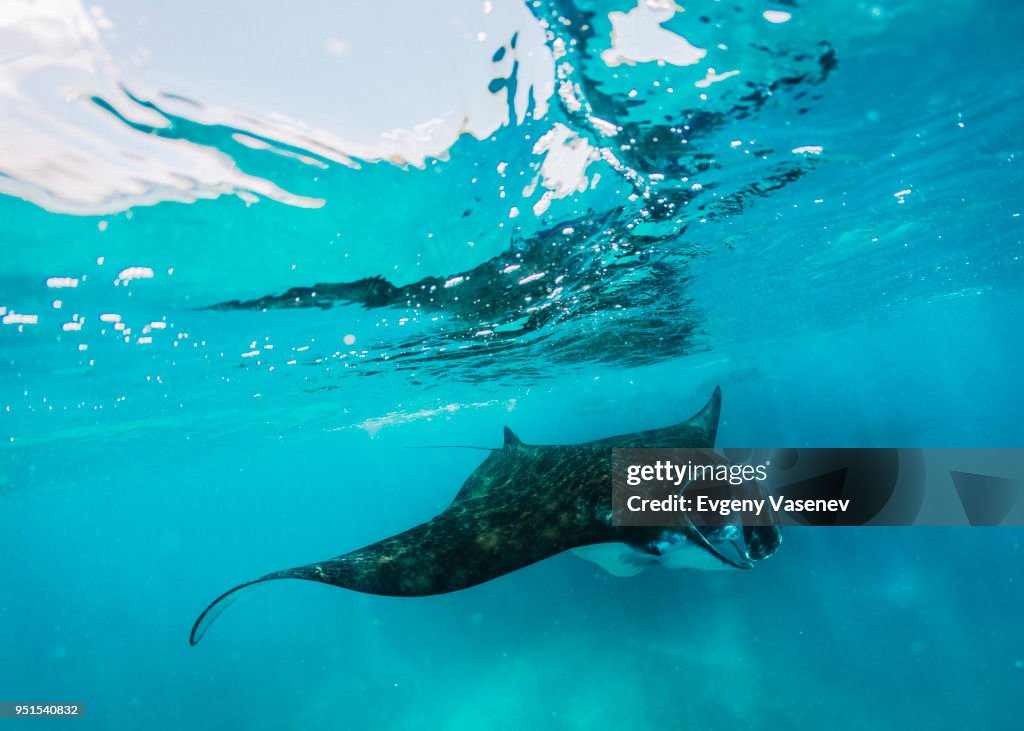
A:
[{"xmin": 2, "ymin": 0, "xmax": 1023, "ymax": 728}]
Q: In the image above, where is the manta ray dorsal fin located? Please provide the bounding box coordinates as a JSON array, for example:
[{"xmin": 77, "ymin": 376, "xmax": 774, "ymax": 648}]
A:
[{"xmin": 503, "ymin": 426, "xmax": 524, "ymax": 452}]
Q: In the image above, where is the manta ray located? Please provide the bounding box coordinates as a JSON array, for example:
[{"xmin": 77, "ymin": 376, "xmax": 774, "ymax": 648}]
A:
[{"xmin": 190, "ymin": 387, "xmax": 781, "ymax": 645}]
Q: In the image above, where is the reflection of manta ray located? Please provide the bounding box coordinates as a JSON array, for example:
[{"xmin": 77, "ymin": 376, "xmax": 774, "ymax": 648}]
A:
[{"xmin": 190, "ymin": 387, "xmax": 781, "ymax": 645}]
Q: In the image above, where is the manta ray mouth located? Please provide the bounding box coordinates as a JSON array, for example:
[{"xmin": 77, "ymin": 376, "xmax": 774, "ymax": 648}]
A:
[
  {"xmin": 690, "ymin": 523, "xmax": 783, "ymax": 569},
  {"xmin": 685, "ymin": 499, "xmax": 783, "ymax": 569}
]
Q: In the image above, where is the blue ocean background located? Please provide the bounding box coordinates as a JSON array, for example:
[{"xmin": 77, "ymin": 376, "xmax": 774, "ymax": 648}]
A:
[{"xmin": 2, "ymin": 0, "xmax": 1023, "ymax": 728}]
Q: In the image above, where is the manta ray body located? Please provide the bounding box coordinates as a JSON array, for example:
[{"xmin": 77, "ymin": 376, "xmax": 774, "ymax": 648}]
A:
[{"xmin": 190, "ymin": 387, "xmax": 781, "ymax": 645}]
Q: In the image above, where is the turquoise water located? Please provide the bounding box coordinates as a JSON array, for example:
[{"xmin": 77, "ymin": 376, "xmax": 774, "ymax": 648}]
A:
[{"xmin": 2, "ymin": 0, "xmax": 1023, "ymax": 728}]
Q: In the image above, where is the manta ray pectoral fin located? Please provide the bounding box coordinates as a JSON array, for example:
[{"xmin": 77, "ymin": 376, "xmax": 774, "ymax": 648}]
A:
[
  {"xmin": 190, "ymin": 570, "xmax": 300, "ymax": 646},
  {"xmin": 583, "ymin": 386, "xmax": 722, "ymax": 449},
  {"xmin": 190, "ymin": 558, "xmax": 394, "ymax": 646},
  {"xmin": 190, "ymin": 504, "xmax": 582, "ymax": 644},
  {"xmin": 571, "ymin": 543, "xmax": 657, "ymax": 577},
  {"xmin": 693, "ymin": 385, "xmax": 722, "ymax": 443}
]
